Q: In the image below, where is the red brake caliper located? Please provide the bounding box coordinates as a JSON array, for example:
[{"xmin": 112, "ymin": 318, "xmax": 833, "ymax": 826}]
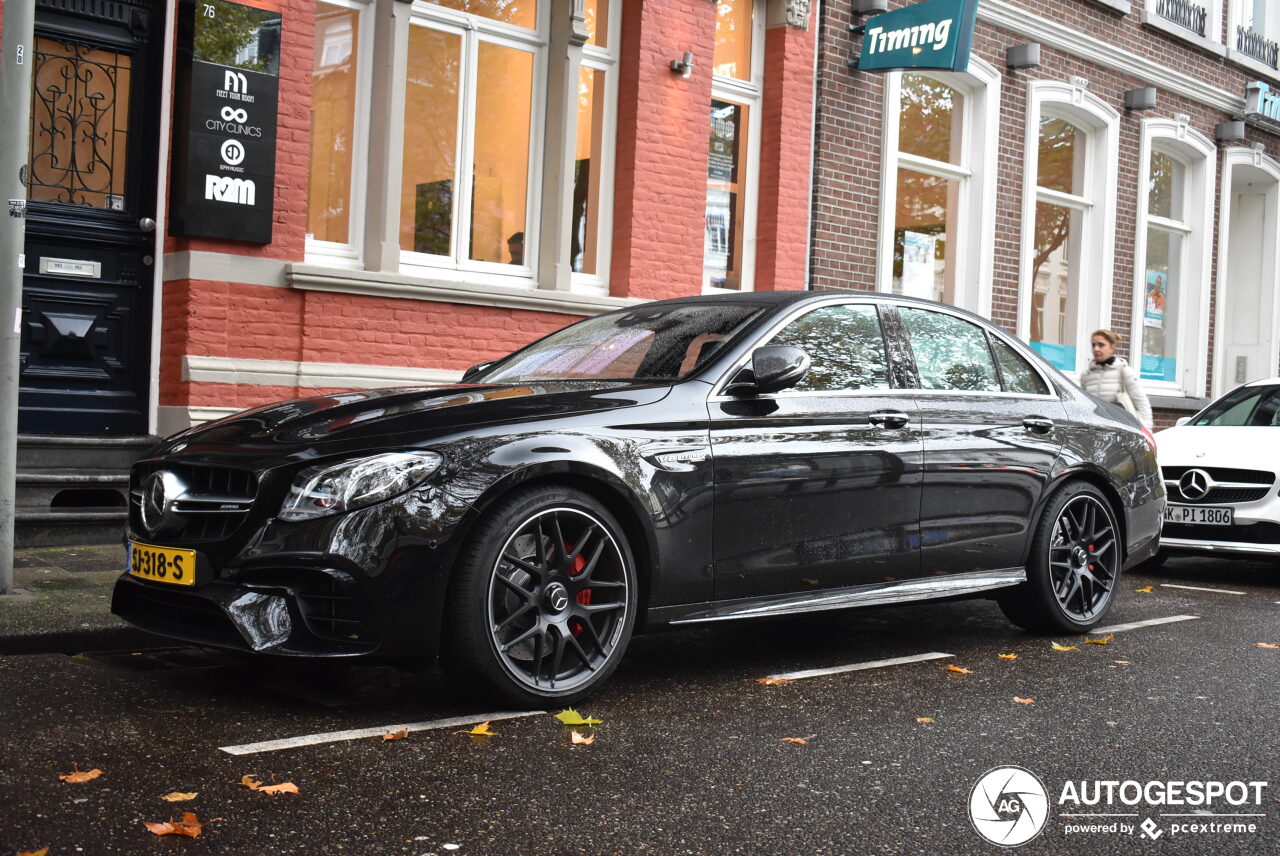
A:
[{"xmin": 565, "ymin": 542, "xmax": 590, "ymax": 637}]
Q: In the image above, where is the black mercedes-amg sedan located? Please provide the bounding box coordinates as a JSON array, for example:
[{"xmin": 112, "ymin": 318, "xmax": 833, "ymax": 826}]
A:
[{"xmin": 113, "ymin": 291, "xmax": 1164, "ymax": 705}]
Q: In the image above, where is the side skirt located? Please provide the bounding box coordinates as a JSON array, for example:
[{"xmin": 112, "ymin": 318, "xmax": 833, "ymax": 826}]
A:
[{"xmin": 653, "ymin": 568, "xmax": 1027, "ymax": 626}]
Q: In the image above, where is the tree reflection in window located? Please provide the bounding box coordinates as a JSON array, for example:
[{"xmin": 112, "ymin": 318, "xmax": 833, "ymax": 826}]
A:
[
  {"xmin": 900, "ymin": 308, "xmax": 1001, "ymax": 392},
  {"xmin": 769, "ymin": 305, "xmax": 890, "ymax": 392}
]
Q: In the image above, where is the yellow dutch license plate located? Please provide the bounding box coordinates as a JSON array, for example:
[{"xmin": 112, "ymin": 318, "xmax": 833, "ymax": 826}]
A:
[{"xmin": 128, "ymin": 542, "xmax": 197, "ymax": 587}]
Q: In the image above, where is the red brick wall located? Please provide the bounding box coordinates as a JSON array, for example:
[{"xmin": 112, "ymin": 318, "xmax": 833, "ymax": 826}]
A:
[{"xmin": 756, "ymin": 22, "xmax": 816, "ymax": 291}]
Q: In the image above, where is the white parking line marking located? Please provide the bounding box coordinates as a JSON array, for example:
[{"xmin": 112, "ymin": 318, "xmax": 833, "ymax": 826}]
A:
[
  {"xmin": 218, "ymin": 710, "xmax": 545, "ymax": 756},
  {"xmin": 1092, "ymin": 615, "xmax": 1200, "ymax": 635},
  {"xmin": 1160, "ymin": 583, "xmax": 1246, "ymax": 596},
  {"xmin": 768, "ymin": 652, "xmax": 954, "ymax": 682}
]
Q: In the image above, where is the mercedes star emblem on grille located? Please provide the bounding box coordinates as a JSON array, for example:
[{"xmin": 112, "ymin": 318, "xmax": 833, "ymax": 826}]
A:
[
  {"xmin": 141, "ymin": 470, "xmax": 189, "ymax": 535},
  {"xmin": 1177, "ymin": 468, "xmax": 1212, "ymax": 502}
]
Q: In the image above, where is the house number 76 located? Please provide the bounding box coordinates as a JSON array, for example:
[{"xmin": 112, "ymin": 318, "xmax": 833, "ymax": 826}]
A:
[{"xmin": 202, "ymin": 4, "xmax": 216, "ymax": 17}]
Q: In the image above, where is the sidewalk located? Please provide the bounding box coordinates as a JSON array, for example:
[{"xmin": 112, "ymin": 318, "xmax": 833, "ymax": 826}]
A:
[{"xmin": 0, "ymin": 544, "xmax": 161, "ymax": 655}]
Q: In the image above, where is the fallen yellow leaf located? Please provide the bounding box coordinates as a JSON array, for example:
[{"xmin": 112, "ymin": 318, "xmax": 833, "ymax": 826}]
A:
[
  {"xmin": 1257, "ymin": 643, "xmax": 1280, "ymax": 649},
  {"xmin": 160, "ymin": 792, "xmax": 198, "ymax": 802},
  {"xmin": 1086, "ymin": 634, "xmax": 1115, "ymax": 645},
  {"xmin": 1013, "ymin": 697, "xmax": 1035, "ymax": 704},
  {"xmin": 144, "ymin": 812, "xmax": 203, "ymax": 838},
  {"xmin": 781, "ymin": 734, "xmax": 816, "ymax": 745},
  {"xmin": 383, "ymin": 729, "xmax": 409, "ymax": 741},
  {"xmin": 17, "ymin": 848, "xmax": 48, "ymax": 856},
  {"xmin": 1135, "ymin": 585, "xmax": 1153, "ymax": 593},
  {"xmin": 1051, "ymin": 642, "xmax": 1078, "ymax": 651},
  {"xmin": 58, "ymin": 765, "xmax": 103, "ymax": 784},
  {"xmin": 916, "ymin": 717, "xmax": 934, "ymax": 723},
  {"xmin": 1113, "ymin": 660, "xmax": 1131, "ymax": 665},
  {"xmin": 570, "ymin": 730, "xmax": 595, "ymax": 745},
  {"xmin": 256, "ymin": 782, "xmax": 300, "ymax": 795},
  {"xmin": 756, "ymin": 676, "xmax": 793, "ymax": 686},
  {"xmin": 555, "ymin": 708, "xmax": 602, "ymax": 726},
  {"xmin": 238, "ymin": 775, "xmax": 262, "ymax": 790},
  {"xmin": 997, "ymin": 653, "xmax": 1018, "ymax": 660},
  {"xmin": 946, "ymin": 665, "xmax": 972, "ymax": 674},
  {"xmin": 455, "ymin": 721, "xmax": 495, "ymax": 737}
]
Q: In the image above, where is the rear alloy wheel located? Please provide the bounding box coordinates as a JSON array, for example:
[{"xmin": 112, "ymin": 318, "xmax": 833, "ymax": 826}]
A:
[
  {"xmin": 1000, "ymin": 482, "xmax": 1120, "ymax": 633},
  {"xmin": 445, "ymin": 486, "xmax": 637, "ymax": 706}
]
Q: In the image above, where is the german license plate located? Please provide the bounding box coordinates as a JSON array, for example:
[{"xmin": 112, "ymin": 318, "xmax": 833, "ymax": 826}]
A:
[
  {"xmin": 1164, "ymin": 505, "xmax": 1233, "ymax": 526},
  {"xmin": 127, "ymin": 541, "xmax": 197, "ymax": 586}
]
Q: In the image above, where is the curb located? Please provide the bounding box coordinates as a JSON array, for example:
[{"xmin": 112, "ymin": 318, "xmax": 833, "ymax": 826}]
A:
[{"xmin": 0, "ymin": 626, "xmax": 171, "ymax": 656}]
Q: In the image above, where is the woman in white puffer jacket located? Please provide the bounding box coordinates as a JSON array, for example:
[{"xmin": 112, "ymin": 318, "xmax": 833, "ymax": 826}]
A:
[{"xmin": 1079, "ymin": 329, "xmax": 1153, "ymax": 428}]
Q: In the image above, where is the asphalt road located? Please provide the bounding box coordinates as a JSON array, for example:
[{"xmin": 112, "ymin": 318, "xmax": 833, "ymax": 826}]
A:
[{"xmin": 1, "ymin": 555, "xmax": 1277, "ymax": 855}]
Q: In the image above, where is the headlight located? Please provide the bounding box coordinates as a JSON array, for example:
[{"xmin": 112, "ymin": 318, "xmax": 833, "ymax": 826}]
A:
[{"xmin": 278, "ymin": 451, "xmax": 443, "ymax": 522}]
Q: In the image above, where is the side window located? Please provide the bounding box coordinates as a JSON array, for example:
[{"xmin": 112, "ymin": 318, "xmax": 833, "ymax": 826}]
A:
[
  {"xmin": 769, "ymin": 304, "xmax": 891, "ymax": 392},
  {"xmin": 899, "ymin": 308, "xmax": 1001, "ymax": 392},
  {"xmin": 991, "ymin": 337, "xmax": 1050, "ymax": 395}
]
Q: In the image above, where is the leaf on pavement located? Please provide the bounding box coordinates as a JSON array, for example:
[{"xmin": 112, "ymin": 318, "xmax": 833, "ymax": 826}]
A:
[
  {"xmin": 1256, "ymin": 643, "xmax": 1280, "ymax": 649},
  {"xmin": 160, "ymin": 792, "xmax": 198, "ymax": 802},
  {"xmin": 383, "ymin": 729, "xmax": 409, "ymax": 741},
  {"xmin": 58, "ymin": 765, "xmax": 103, "ymax": 784},
  {"xmin": 997, "ymin": 653, "xmax": 1018, "ymax": 660},
  {"xmin": 1135, "ymin": 585, "xmax": 1153, "ymax": 593},
  {"xmin": 1051, "ymin": 642, "xmax": 1078, "ymax": 651},
  {"xmin": 1013, "ymin": 697, "xmax": 1035, "ymax": 704},
  {"xmin": 781, "ymin": 734, "xmax": 816, "ymax": 745},
  {"xmin": 144, "ymin": 812, "xmax": 203, "ymax": 838},
  {"xmin": 1086, "ymin": 634, "xmax": 1115, "ymax": 645},
  {"xmin": 555, "ymin": 708, "xmax": 602, "ymax": 726},
  {"xmin": 570, "ymin": 730, "xmax": 595, "ymax": 745},
  {"xmin": 756, "ymin": 676, "xmax": 793, "ymax": 686},
  {"xmin": 239, "ymin": 775, "xmax": 262, "ymax": 790},
  {"xmin": 1113, "ymin": 660, "xmax": 1131, "ymax": 665},
  {"xmin": 455, "ymin": 721, "xmax": 495, "ymax": 736},
  {"xmin": 18, "ymin": 848, "xmax": 48, "ymax": 856},
  {"xmin": 802, "ymin": 579, "xmax": 820, "ymax": 585},
  {"xmin": 916, "ymin": 717, "xmax": 934, "ymax": 723},
  {"xmin": 256, "ymin": 782, "xmax": 300, "ymax": 795},
  {"xmin": 945, "ymin": 665, "xmax": 971, "ymax": 674}
]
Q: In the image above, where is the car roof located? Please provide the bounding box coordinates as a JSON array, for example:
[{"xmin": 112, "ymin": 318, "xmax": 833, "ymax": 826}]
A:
[{"xmin": 1244, "ymin": 376, "xmax": 1280, "ymax": 387}]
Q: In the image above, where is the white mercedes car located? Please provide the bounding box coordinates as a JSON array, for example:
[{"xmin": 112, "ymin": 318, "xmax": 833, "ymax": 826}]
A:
[{"xmin": 1155, "ymin": 377, "xmax": 1280, "ymax": 560}]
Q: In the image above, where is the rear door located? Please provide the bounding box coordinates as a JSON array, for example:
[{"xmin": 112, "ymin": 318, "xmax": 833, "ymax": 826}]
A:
[{"xmin": 894, "ymin": 306, "xmax": 1067, "ymax": 575}]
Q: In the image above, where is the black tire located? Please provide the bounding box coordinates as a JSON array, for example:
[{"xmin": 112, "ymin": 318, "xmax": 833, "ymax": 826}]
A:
[
  {"xmin": 999, "ymin": 481, "xmax": 1121, "ymax": 634},
  {"xmin": 443, "ymin": 485, "xmax": 638, "ymax": 707}
]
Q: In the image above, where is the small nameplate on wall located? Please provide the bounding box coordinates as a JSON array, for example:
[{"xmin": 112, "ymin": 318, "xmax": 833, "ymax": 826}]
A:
[
  {"xmin": 1236, "ymin": 356, "xmax": 1248, "ymax": 384},
  {"xmin": 39, "ymin": 257, "xmax": 102, "ymax": 279}
]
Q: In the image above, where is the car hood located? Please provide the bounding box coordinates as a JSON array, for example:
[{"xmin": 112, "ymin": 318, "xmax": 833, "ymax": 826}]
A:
[
  {"xmin": 155, "ymin": 381, "xmax": 672, "ymax": 459},
  {"xmin": 1154, "ymin": 425, "xmax": 1280, "ymax": 470}
]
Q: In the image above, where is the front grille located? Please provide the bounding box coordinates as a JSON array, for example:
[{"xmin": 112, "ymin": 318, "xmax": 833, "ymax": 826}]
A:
[
  {"xmin": 1169, "ymin": 486, "xmax": 1271, "ymax": 504},
  {"xmin": 131, "ymin": 462, "xmax": 259, "ymax": 543},
  {"xmin": 1161, "ymin": 467, "xmax": 1274, "ymax": 485},
  {"xmin": 1164, "ymin": 522, "xmax": 1280, "ymax": 545}
]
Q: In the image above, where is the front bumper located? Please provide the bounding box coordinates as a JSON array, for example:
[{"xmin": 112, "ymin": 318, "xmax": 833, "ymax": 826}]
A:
[{"xmin": 1161, "ymin": 520, "xmax": 1280, "ymax": 557}]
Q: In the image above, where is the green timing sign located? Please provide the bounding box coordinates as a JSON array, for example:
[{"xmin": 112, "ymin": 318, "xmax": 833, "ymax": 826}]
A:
[{"xmin": 858, "ymin": 0, "xmax": 980, "ymax": 73}]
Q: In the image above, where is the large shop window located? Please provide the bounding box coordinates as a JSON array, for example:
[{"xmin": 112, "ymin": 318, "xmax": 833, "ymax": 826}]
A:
[
  {"xmin": 1020, "ymin": 84, "xmax": 1118, "ymax": 373},
  {"xmin": 1134, "ymin": 121, "xmax": 1213, "ymax": 396},
  {"xmin": 704, "ymin": 0, "xmax": 763, "ymax": 292},
  {"xmin": 880, "ymin": 62, "xmax": 999, "ymax": 314}
]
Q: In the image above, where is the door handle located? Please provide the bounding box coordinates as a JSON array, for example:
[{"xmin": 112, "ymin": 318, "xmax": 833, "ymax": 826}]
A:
[
  {"xmin": 868, "ymin": 410, "xmax": 911, "ymax": 429},
  {"xmin": 1023, "ymin": 417, "xmax": 1054, "ymax": 434}
]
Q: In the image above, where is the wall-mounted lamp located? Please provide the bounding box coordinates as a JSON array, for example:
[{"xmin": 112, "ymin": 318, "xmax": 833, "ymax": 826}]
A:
[
  {"xmin": 852, "ymin": 0, "xmax": 888, "ymax": 13},
  {"xmin": 1006, "ymin": 43, "xmax": 1041, "ymax": 70},
  {"xmin": 1215, "ymin": 120, "xmax": 1246, "ymax": 143},
  {"xmin": 670, "ymin": 51, "xmax": 695, "ymax": 78},
  {"xmin": 1124, "ymin": 87, "xmax": 1157, "ymax": 111}
]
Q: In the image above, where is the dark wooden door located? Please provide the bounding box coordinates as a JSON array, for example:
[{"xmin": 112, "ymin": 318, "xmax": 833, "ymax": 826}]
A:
[{"xmin": 20, "ymin": 0, "xmax": 165, "ymax": 435}]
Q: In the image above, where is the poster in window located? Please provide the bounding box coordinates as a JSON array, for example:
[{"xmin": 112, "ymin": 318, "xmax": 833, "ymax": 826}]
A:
[
  {"xmin": 901, "ymin": 231, "xmax": 935, "ymax": 300},
  {"xmin": 1144, "ymin": 269, "xmax": 1167, "ymax": 329}
]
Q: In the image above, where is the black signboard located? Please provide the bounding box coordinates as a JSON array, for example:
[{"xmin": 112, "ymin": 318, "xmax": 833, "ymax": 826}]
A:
[{"xmin": 170, "ymin": 0, "xmax": 281, "ymax": 243}]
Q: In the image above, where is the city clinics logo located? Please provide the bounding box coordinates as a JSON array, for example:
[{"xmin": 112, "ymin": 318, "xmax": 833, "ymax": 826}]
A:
[{"xmin": 969, "ymin": 766, "xmax": 1050, "ymax": 847}]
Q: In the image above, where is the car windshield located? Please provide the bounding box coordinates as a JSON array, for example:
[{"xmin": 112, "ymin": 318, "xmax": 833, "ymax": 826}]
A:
[
  {"xmin": 476, "ymin": 303, "xmax": 766, "ymax": 383},
  {"xmin": 1192, "ymin": 384, "xmax": 1280, "ymax": 426}
]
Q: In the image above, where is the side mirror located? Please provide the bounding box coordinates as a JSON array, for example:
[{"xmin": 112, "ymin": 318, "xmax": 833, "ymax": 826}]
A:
[
  {"xmin": 1175, "ymin": 416, "xmax": 1190, "ymax": 427},
  {"xmin": 725, "ymin": 345, "xmax": 810, "ymax": 396},
  {"xmin": 461, "ymin": 361, "xmax": 494, "ymax": 383}
]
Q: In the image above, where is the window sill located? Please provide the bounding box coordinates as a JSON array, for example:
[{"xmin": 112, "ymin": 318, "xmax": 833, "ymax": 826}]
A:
[
  {"xmin": 1225, "ymin": 47, "xmax": 1280, "ymax": 84},
  {"xmin": 1139, "ymin": 12, "xmax": 1228, "ymax": 58},
  {"xmin": 286, "ymin": 263, "xmax": 641, "ymax": 316},
  {"xmin": 1150, "ymin": 394, "xmax": 1210, "ymax": 412}
]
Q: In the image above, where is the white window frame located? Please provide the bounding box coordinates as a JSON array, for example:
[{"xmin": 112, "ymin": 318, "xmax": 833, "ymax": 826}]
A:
[
  {"xmin": 1132, "ymin": 118, "xmax": 1215, "ymax": 399},
  {"xmin": 1143, "ymin": 0, "xmax": 1225, "ymax": 47},
  {"xmin": 1227, "ymin": 0, "xmax": 1280, "ymax": 79},
  {"xmin": 305, "ymin": 0, "xmax": 374, "ymax": 269},
  {"xmin": 703, "ymin": 0, "xmax": 766, "ymax": 294},
  {"xmin": 569, "ymin": 5, "xmax": 621, "ymax": 295},
  {"xmin": 1018, "ymin": 80, "xmax": 1120, "ymax": 376},
  {"xmin": 397, "ymin": 1, "xmax": 549, "ymax": 288},
  {"xmin": 877, "ymin": 57, "xmax": 1000, "ymax": 316}
]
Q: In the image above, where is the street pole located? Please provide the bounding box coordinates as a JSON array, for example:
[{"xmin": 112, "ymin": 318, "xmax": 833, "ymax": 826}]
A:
[{"xmin": 0, "ymin": 0, "xmax": 36, "ymax": 595}]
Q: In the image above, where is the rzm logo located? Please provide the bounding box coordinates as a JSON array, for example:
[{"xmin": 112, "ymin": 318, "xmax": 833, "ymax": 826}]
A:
[
  {"xmin": 224, "ymin": 70, "xmax": 248, "ymax": 95},
  {"xmin": 205, "ymin": 175, "xmax": 256, "ymax": 205}
]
